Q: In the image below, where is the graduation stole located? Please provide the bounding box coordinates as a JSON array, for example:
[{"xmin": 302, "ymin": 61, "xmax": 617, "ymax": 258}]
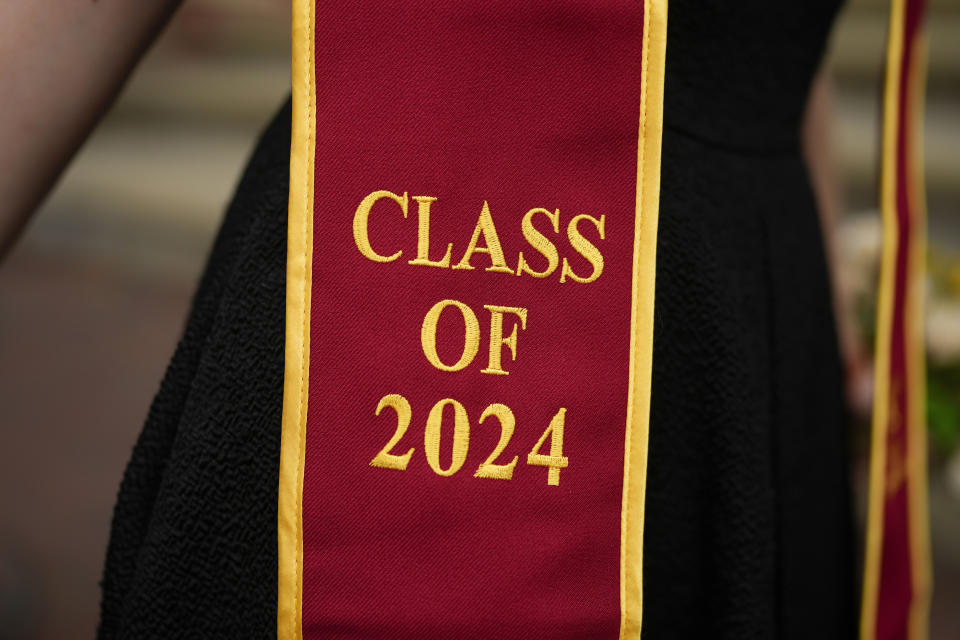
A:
[
  {"xmin": 279, "ymin": 1, "xmax": 932, "ymax": 638},
  {"xmin": 278, "ymin": 1, "xmax": 667, "ymax": 638},
  {"xmin": 860, "ymin": 0, "xmax": 932, "ymax": 638}
]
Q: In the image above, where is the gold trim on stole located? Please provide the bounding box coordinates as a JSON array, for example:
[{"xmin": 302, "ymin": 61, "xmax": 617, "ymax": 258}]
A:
[
  {"xmin": 620, "ymin": 1, "xmax": 668, "ymax": 638},
  {"xmin": 278, "ymin": 0, "xmax": 315, "ymax": 638}
]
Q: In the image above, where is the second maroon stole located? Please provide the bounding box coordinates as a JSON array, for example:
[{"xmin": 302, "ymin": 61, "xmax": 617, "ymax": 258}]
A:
[{"xmin": 861, "ymin": 0, "xmax": 932, "ymax": 638}]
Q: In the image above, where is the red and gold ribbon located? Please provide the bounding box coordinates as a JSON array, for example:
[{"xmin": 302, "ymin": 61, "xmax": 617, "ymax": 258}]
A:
[{"xmin": 861, "ymin": 0, "xmax": 932, "ymax": 637}]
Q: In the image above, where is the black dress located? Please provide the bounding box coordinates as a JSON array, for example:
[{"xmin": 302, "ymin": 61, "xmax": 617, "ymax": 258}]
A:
[{"xmin": 97, "ymin": 1, "xmax": 855, "ymax": 637}]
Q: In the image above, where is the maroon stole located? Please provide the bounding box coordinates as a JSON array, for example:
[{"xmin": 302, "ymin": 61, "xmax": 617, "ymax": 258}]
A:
[
  {"xmin": 278, "ymin": 1, "xmax": 932, "ymax": 638},
  {"xmin": 861, "ymin": 0, "xmax": 932, "ymax": 638},
  {"xmin": 278, "ymin": 1, "xmax": 667, "ymax": 638}
]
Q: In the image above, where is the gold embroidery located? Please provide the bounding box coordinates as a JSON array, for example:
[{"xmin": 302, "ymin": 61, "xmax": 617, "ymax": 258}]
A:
[
  {"xmin": 424, "ymin": 398, "xmax": 471, "ymax": 476},
  {"xmin": 515, "ymin": 208, "xmax": 561, "ymax": 278},
  {"xmin": 560, "ymin": 214, "xmax": 606, "ymax": 284},
  {"xmin": 888, "ymin": 379, "xmax": 903, "ymax": 433},
  {"xmin": 473, "ymin": 403, "xmax": 519, "ymax": 480},
  {"xmin": 420, "ymin": 299, "xmax": 481, "ymax": 372},
  {"xmin": 481, "ymin": 305, "xmax": 528, "ymax": 376},
  {"xmin": 369, "ymin": 394, "xmax": 415, "ymax": 471},
  {"xmin": 353, "ymin": 190, "xmax": 408, "ymax": 262},
  {"xmin": 885, "ymin": 440, "xmax": 906, "ymax": 497},
  {"xmin": 527, "ymin": 408, "xmax": 569, "ymax": 486},
  {"xmin": 369, "ymin": 394, "xmax": 573, "ymax": 486},
  {"xmin": 408, "ymin": 195, "xmax": 454, "ymax": 268},
  {"xmin": 351, "ymin": 193, "xmax": 611, "ymax": 284},
  {"xmin": 452, "ymin": 201, "xmax": 514, "ymax": 273}
]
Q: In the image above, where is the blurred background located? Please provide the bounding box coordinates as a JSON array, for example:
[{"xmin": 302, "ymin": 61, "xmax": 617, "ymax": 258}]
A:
[{"xmin": 0, "ymin": 0, "xmax": 956, "ymax": 637}]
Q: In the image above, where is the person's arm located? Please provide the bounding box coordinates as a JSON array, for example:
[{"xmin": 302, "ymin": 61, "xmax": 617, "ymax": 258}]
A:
[
  {"xmin": 802, "ymin": 66, "xmax": 872, "ymax": 418},
  {"xmin": 0, "ymin": 0, "xmax": 182, "ymax": 260}
]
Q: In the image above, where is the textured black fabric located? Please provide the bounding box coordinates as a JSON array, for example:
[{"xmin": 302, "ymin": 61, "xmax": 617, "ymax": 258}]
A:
[
  {"xmin": 98, "ymin": 1, "xmax": 854, "ymax": 637},
  {"xmin": 97, "ymin": 105, "xmax": 289, "ymax": 639}
]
